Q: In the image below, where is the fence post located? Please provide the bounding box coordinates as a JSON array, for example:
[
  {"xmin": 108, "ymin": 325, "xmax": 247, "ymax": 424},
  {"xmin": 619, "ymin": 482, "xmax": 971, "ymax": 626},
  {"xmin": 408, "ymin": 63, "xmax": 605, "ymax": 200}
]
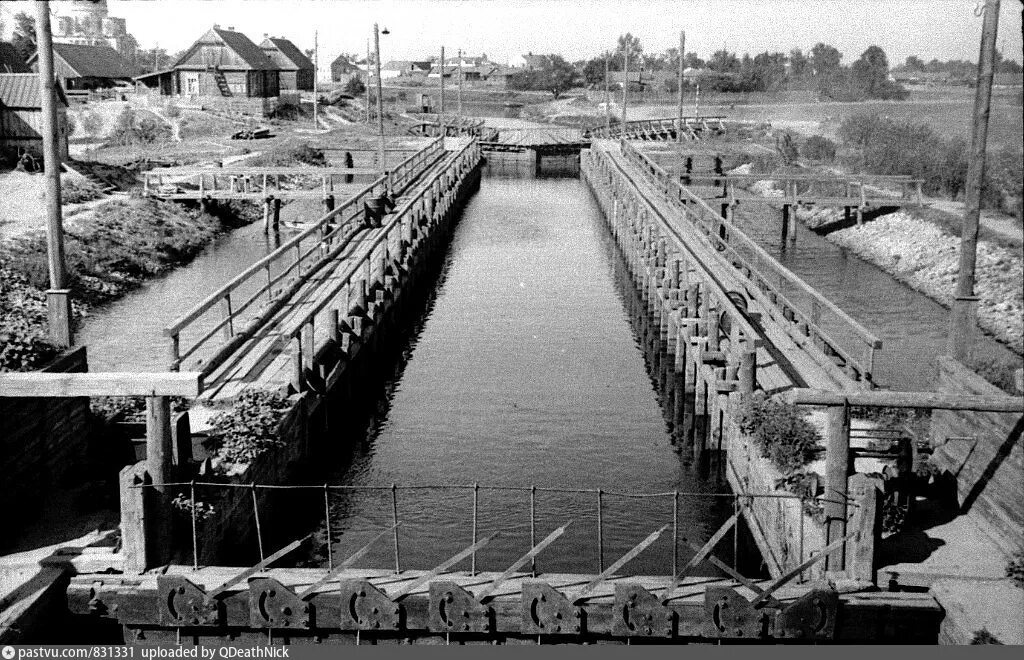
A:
[
  {"xmin": 824, "ymin": 401, "xmax": 851, "ymax": 571},
  {"xmin": 119, "ymin": 463, "xmax": 150, "ymax": 574},
  {"xmin": 847, "ymin": 474, "xmax": 882, "ymax": 583}
]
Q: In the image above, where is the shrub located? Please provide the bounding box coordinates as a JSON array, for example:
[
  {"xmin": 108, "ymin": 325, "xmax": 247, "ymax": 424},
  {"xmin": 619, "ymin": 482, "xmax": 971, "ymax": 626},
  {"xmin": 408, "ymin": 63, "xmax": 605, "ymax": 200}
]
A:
[
  {"xmin": 965, "ymin": 355, "xmax": 1022, "ymax": 395},
  {"xmin": 205, "ymin": 389, "xmax": 293, "ymax": 471},
  {"xmin": 1007, "ymin": 552, "xmax": 1024, "ymax": 588},
  {"xmin": 0, "ymin": 267, "xmax": 59, "ymax": 371},
  {"xmin": 344, "ymin": 77, "xmax": 366, "ymax": 96},
  {"xmin": 737, "ymin": 394, "xmax": 823, "ymax": 474},
  {"xmin": 248, "ymin": 142, "xmax": 326, "ymax": 168},
  {"xmin": 801, "ymin": 135, "xmax": 837, "ymax": 162},
  {"xmin": 105, "ymin": 107, "xmax": 171, "ymax": 147},
  {"xmin": 61, "ymin": 175, "xmax": 103, "ymax": 204},
  {"xmin": 163, "ymin": 101, "xmax": 181, "ymax": 120}
]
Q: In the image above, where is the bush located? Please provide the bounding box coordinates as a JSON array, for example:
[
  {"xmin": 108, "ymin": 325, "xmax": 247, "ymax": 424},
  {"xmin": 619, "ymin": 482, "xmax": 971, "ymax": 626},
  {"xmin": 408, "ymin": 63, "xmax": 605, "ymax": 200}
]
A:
[
  {"xmin": 1007, "ymin": 552, "xmax": 1024, "ymax": 588},
  {"xmin": 966, "ymin": 355, "xmax": 1023, "ymax": 395},
  {"xmin": 0, "ymin": 267, "xmax": 59, "ymax": 371},
  {"xmin": 737, "ymin": 394, "xmax": 823, "ymax": 474},
  {"xmin": 205, "ymin": 390, "xmax": 293, "ymax": 471},
  {"xmin": 344, "ymin": 77, "xmax": 366, "ymax": 96},
  {"xmin": 247, "ymin": 142, "xmax": 326, "ymax": 168},
  {"xmin": 61, "ymin": 175, "xmax": 103, "ymax": 204},
  {"xmin": 105, "ymin": 106, "xmax": 171, "ymax": 147},
  {"xmin": 801, "ymin": 135, "xmax": 837, "ymax": 162}
]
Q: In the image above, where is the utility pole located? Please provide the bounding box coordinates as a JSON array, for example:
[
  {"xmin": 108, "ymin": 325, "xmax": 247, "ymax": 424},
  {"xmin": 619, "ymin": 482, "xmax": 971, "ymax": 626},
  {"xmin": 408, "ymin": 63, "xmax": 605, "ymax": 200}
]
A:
[
  {"xmin": 374, "ymin": 23, "xmax": 386, "ymax": 173},
  {"xmin": 622, "ymin": 46, "xmax": 628, "ymax": 128},
  {"xmin": 604, "ymin": 51, "xmax": 610, "ymax": 133},
  {"xmin": 677, "ymin": 30, "xmax": 685, "ymax": 143},
  {"xmin": 439, "ymin": 46, "xmax": 445, "ymax": 134},
  {"xmin": 365, "ymin": 39, "xmax": 372, "ymax": 123},
  {"xmin": 312, "ymin": 30, "xmax": 318, "ymax": 129},
  {"xmin": 34, "ymin": 0, "xmax": 72, "ymax": 348},
  {"xmin": 154, "ymin": 42, "xmax": 159, "ymax": 72},
  {"xmin": 457, "ymin": 48, "xmax": 464, "ymax": 121},
  {"xmin": 947, "ymin": 0, "xmax": 1001, "ymax": 361}
]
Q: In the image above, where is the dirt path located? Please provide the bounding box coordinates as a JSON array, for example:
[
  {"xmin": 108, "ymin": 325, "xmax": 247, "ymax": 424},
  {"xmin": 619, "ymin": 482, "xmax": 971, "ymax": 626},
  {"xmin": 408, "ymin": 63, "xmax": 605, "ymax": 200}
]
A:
[{"xmin": 925, "ymin": 198, "xmax": 1023, "ymax": 247}]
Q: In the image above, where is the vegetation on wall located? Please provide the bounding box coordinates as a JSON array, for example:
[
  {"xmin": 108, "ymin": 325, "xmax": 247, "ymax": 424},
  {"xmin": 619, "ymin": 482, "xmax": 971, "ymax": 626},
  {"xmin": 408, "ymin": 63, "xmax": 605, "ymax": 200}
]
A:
[
  {"xmin": 205, "ymin": 390, "xmax": 294, "ymax": 473},
  {"xmin": 737, "ymin": 394, "xmax": 823, "ymax": 474}
]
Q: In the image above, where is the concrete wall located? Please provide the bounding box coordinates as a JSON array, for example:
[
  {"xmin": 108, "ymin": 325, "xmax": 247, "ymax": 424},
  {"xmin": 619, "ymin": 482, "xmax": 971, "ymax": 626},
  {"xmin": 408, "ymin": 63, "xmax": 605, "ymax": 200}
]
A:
[
  {"xmin": 930, "ymin": 356, "xmax": 1023, "ymax": 557},
  {"xmin": 0, "ymin": 347, "xmax": 90, "ymax": 531}
]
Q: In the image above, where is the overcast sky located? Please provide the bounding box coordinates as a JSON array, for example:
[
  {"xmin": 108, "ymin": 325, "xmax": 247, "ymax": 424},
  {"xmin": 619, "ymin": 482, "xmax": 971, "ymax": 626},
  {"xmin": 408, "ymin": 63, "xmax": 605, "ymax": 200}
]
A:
[{"xmin": 2, "ymin": 0, "xmax": 1022, "ymax": 72}]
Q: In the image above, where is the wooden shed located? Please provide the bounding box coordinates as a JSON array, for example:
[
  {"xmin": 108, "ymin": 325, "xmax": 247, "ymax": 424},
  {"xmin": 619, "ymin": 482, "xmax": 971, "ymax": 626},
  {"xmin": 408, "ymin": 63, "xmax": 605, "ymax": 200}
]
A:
[
  {"xmin": 27, "ymin": 42, "xmax": 136, "ymax": 90},
  {"xmin": 259, "ymin": 36, "xmax": 314, "ymax": 92},
  {"xmin": 0, "ymin": 73, "xmax": 70, "ymax": 160}
]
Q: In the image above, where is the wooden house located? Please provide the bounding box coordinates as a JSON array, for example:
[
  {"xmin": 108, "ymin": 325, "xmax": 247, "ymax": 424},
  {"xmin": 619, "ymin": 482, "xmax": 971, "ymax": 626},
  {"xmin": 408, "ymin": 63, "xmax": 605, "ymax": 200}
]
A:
[
  {"xmin": 0, "ymin": 73, "xmax": 70, "ymax": 161},
  {"xmin": 259, "ymin": 36, "xmax": 314, "ymax": 92},
  {"xmin": 27, "ymin": 42, "xmax": 136, "ymax": 91},
  {"xmin": 135, "ymin": 26, "xmax": 280, "ymax": 116},
  {"xmin": 330, "ymin": 54, "xmax": 365, "ymax": 84}
]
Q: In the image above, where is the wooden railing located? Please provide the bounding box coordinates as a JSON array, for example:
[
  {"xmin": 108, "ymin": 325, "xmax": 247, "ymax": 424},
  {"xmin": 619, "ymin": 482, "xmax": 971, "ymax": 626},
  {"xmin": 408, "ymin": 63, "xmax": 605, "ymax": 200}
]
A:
[
  {"xmin": 619, "ymin": 139, "xmax": 883, "ymax": 384},
  {"xmin": 684, "ymin": 172, "xmax": 924, "ymax": 207},
  {"xmin": 163, "ymin": 138, "xmax": 446, "ymax": 374},
  {"xmin": 586, "ymin": 116, "xmax": 726, "ymax": 140},
  {"xmin": 280, "ymin": 138, "xmax": 481, "ymax": 393}
]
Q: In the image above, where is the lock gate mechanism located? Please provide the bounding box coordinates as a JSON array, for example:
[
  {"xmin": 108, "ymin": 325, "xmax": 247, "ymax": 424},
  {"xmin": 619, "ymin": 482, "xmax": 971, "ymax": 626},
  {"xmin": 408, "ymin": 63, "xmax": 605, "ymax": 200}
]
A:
[
  {"xmin": 521, "ymin": 582, "xmax": 584, "ymax": 635},
  {"xmin": 157, "ymin": 575, "xmax": 221, "ymax": 627},
  {"xmin": 248, "ymin": 577, "xmax": 312, "ymax": 629},
  {"xmin": 612, "ymin": 584, "xmax": 674, "ymax": 638},
  {"xmin": 338, "ymin": 579, "xmax": 401, "ymax": 631},
  {"xmin": 774, "ymin": 587, "xmax": 838, "ymax": 640},
  {"xmin": 428, "ymin": 582, "xmax": 492, "ymax": 634},
  {"xmin": 703, "ymin": 586, "xmax": 775, "ymax": 640}
]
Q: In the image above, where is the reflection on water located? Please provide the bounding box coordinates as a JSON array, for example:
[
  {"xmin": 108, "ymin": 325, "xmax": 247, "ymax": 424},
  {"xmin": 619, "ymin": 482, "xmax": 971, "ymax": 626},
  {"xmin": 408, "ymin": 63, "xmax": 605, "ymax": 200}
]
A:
[{"xmin": 297, "ymin": 176, "xmax": 759, "ymax": 576}]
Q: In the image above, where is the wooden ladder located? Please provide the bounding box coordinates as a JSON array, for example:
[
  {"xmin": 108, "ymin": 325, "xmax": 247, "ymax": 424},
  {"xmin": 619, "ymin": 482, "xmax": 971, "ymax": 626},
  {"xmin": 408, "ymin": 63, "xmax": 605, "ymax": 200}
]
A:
[{"xmin": 213, "ymin": 68, "xmax": 232, "ymax": 97}]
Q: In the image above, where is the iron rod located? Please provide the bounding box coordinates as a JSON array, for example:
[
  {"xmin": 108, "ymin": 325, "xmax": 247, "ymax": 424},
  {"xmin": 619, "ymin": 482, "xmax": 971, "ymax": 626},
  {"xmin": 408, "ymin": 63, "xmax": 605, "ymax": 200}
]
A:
[
  {"xmin": 733, "ymin": 494, "xmax": 739, "ymax": 571},
  {"xmin": 530, "ymin": 486, "xmax": 537, "ymax": 577},
  {"xmin": 471, "ymin": 482, "xmax": 479, "ymax": 575},
  {"xmin": 252, "ymin": 483, "xmax": 265, "ymax": 561},
  {"xmin": 391, "ymin": 483, "xmax": 401, "ymax": 574},
  {"xmin": 190, "ymin": 480, "xmax": 199, "ymax": 570},
  {"xmin": 672, "ymin": 490, "xmax": 679, "ymax": 577},
  {"xmin": 597, "ymin": 489, "xmax": 604, "ymax": 574},
  {"xmin": 324, "ymin": 484, "xmax": 333, "ymax": 572}
]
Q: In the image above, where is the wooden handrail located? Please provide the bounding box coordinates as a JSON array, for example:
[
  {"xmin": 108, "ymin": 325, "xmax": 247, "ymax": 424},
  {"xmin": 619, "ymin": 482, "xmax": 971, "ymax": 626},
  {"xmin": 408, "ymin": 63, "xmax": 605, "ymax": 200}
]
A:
[
  {"xmin": 782, "ymin": 388, "xmax": 1024, "ymax": 412},
  {"xmin": 0, "ymin": 372, "xmax": 203, "ymax": 397}
]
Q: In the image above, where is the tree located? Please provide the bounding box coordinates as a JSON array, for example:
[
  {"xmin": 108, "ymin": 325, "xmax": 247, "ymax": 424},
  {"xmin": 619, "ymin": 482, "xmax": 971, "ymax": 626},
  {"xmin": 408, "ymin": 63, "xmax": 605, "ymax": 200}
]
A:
[
  {"xmin": 611, "ymin": 33, "xmax": 643, "ymax": 70},
  {"xmin": 507, "ymin": 54, "xmax": 579, "ymax": 98},
  {"xmin": 11, "ymin": 12, "xmax": 36, "ymax": 63},
  {"xmin": 708, "ymin": 49, "xmax": 740, "ymax": 73},
  {"xmin": 905, "ymin": 55, "xmax": 925, "ymax": 71},
  {"xmin": 789, "ymin": 48, "xmax": 810, "ymax": 84},
  {"xmin": 851, "ymin": 45, "xmax": 908, "ymax": 100},
  {"xmin": 810, "ymin": 43, "xmax": 842, "ymax": 79},
  {"xmin": 580, "ymin": 56, "xmax": 608, "ymax": 87},
  {"xmin": 344, "ymin": 76, "xmax": 366, "ymax": 96}
]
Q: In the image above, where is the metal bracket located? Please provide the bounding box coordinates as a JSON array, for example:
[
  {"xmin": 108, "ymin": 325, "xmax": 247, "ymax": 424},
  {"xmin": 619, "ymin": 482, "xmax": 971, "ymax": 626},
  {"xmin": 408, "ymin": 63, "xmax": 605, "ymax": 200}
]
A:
[
  {"xmin": 338, "ymin": 579, "xmax": 401, "ymax": 631},
  {"xmin": 612, "ymin": 584, "xmax": 674, "ymax": 638},
  {"xmin": 775, "ymin": 587, "xmax": 838, "ymax": 641},
  {"xmin": 248, "ymin": 577, "xmax": 312, "ymax": 629},
  {"xmin": 157, "ymin": 575, "xmax": 221, "ymax": 627},
  {"xmin": 703, "ymin": 586, "xmax": 773, "ymax": 640},
  {"xmin": 521, "ymin": 582, "xmax": 584, "ymax": 635},
  {"xmin": 428, "ymin": 582, "xmax": 492, "ymax": 634}
]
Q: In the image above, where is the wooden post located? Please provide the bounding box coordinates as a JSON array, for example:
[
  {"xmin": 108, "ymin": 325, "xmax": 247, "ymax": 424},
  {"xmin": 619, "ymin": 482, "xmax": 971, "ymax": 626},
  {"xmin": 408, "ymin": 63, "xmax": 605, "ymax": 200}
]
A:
[
  {"xmin": 146, "ymin": 396, "xmax": 173, "ymax": 488},
  {"xmin": 119, "ymin": 463, "xmax": 150, "ymax": 574},
  {"xmin": 847, "ymin": 474, "xmax": 881, "ymax": 583},
  {"xmin": 35, "ymin": 1, "xmax": 72, "ymax": 348},
  {"xmin": 738, "ymin": 349, "xmax": 756, "ymax": 394},
  {"xmin": 781, "ymin": 204, "xmax": 790, "ymax": 244},
  {"xmin": 272, "ymin": 198, "xmax": 281, "ymax": 234},
  {"xmin": 824, "ymin": 402, "xmax": 851, "ymax": 571},
  {"xmin": 676, "ymin": 30, "xmax": 685, "ymax": 143}
]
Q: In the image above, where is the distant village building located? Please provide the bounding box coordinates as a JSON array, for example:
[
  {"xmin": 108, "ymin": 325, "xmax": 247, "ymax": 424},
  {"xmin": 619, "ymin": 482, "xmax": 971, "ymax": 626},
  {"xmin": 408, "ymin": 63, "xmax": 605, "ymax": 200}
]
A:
[
  {"xmin": 0, "ymin": 42, "xmax": 30, "ymax": 73},
  {"xmin": 0, "ymin": 73, "xmax": 70, "ymax": 160},
  {"xmin": 259, "ymin": 36, "xmax": 314, "ymax": 92},
  {"xmin": 330, "ymin": 54, "xmax": 366, "ymax": 84},
  {"xmin": 134, "ymin": 26, "xmax": 280, "ymax": 116},
  {"xmin": 381, "ymin": 60, "xmax": 433, "ymax": 80},
  {"xmin": 51, "ymin": 0, "xmax": 136, "ymax": 61},
  {"xmin": 27, "ymin": 43, "xmax": 136, "ymax": 91}
]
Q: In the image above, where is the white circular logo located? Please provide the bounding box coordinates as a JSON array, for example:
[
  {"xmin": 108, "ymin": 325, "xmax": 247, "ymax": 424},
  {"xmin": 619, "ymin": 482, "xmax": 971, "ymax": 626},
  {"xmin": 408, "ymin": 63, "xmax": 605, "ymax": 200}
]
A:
[{"xmin": 1, "ymin": 646, "xmax": 15, "ymax": 660}]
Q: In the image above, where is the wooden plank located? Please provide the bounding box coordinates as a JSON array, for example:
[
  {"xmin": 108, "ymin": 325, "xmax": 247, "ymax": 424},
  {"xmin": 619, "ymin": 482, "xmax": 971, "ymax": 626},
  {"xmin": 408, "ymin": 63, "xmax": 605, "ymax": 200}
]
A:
[
  {"xmin": 0, "ymin": 372, "xmax": 203, "ymax": 397},
  {"xmin": 782, "ymin": 388, "xmax": 1024, "ymax": 412}
]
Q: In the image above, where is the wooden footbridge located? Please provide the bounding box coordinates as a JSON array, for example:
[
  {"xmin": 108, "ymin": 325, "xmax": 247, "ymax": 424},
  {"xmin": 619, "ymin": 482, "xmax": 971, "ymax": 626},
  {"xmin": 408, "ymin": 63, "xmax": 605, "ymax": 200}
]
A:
[
  {"xmin": 585, "ymin": 116, "xmax": 727, "ymax": 141},
  {"xmin": 480, "ymin": 128, "xmax": 590, "ymax": 155}
]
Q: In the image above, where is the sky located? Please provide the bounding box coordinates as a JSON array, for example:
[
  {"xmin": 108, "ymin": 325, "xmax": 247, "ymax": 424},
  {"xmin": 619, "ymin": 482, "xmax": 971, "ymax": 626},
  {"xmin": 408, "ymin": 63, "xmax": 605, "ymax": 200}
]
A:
[{"xmin": 1, "ymin": 0, "xmax": 1022, "ymax": 74}]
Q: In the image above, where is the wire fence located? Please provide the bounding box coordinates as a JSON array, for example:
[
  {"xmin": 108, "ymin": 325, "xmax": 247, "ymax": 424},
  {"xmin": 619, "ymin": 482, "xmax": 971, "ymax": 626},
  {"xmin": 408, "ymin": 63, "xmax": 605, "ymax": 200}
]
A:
[{"xmin": 140, "ymin": 481, "xmax": 857, "ymax": 581}]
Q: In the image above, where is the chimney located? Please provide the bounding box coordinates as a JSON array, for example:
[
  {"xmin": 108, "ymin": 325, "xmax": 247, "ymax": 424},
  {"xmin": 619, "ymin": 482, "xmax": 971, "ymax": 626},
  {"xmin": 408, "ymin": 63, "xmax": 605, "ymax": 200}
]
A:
[
  {"xmin": 227, "ymin": 26, "xmax": 235, "ymax": 31},
  {"xmin": 263, "ymin": 33, "xmax": 269, "ymax": 40}
]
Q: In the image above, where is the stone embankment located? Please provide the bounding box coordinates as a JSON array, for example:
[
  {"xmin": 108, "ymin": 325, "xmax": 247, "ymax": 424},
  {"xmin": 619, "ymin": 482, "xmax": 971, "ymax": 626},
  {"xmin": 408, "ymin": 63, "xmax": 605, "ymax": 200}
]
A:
[{"xmin": 798, "ymin": 206, "xmax": 1023, "ymax": 355}]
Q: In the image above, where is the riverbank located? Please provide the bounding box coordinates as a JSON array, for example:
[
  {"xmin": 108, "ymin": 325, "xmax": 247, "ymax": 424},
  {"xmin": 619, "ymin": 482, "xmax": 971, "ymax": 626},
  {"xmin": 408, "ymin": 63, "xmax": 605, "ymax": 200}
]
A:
[
  {"xmin": 797, "ymin": 205, "xmax": 1024, "ymax": 360},
  {"xmin": 0, "ymin": 196, "xmax": 258, "ymax": 372}
]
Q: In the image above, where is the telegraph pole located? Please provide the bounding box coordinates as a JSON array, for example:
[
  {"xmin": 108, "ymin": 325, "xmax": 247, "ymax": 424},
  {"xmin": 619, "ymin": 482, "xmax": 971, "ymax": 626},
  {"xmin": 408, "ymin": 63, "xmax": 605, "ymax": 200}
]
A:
[
  {"xmin": 676, "ymin": 30, "xmax": 685, "ymax": 142},
  {"xmin": 374, "ymin": 23, "xmax": 386, "ymax": 172},
  {"xmin": 34, "ymin": 0, "xmax": 72, "ymax": 348},
  {"xmin": 622, "ymin": 46, "xmax": 628, "ymax": 127},
  {"xmin": 604, "ymin": 51, "xmax": 610, "ymax": 133},
  {"xmin": 312, "ymin": 30, "xmax": 318, "ymax": 128},
  {"xmin": 457, "ymin": 48, "xmax": 464, "ymax": 120},
  {"xmin": 947, "ymin": 0, "xmax": 1001, "ymax": 361},
  {"xmin": 365, "ymin": 39, "xmax": 372, "ymax": 123},
  {"xmin": 439, "ymin": 46, "xmax": 446, "ymax": 133}
]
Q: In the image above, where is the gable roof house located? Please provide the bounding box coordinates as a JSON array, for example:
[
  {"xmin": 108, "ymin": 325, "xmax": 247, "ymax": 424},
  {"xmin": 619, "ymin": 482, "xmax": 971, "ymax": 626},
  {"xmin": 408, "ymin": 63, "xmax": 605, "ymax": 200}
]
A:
[
  {"xmin": 331, "ymin": 54, "xmax": 366, "ymax": 83},
  {"xmin": 135, "ymin": 26, "xmax": 280, "ymax": 116},
  {"xmin": 27, "ymin": 42, "xmax": 136, "ymax": 91},
  {"xmin": 0, "ymin": 73, "xmax": 70, "ymax": 161},
  {"xmin": 260, "ymin": 36, "xmax": 314, "ymax": 91}
]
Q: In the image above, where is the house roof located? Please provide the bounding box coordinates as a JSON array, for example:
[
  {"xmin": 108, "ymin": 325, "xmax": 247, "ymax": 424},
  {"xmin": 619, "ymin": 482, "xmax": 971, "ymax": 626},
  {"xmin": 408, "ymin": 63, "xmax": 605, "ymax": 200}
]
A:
[
  {"xmin": 1, "ymin": 42, "xmax": 30, "ymax": 73},
  {"xmin": 260, "ymin": 37, "xmax": 314, "ymax": 71},
  {"xmin": 381, "ymin": 60, "xmax": 414, "ymax": 71},
  {"xmin": 174, "ymin": 27, "xmax": 277, "ymax": 71},
  {"xmin": 0, "ymin": 73, "xmax": 69, "ymax": 108},
  {"xmin": 32, "ymin": 43, "xmax": 137, "ymax": 79}
]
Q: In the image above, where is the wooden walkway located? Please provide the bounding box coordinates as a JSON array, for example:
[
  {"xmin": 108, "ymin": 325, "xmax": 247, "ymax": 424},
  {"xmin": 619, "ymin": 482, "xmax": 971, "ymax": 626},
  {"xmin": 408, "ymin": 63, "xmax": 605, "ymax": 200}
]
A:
[
  {"xmin": 586, "ymin": 116, "xmax": 727, "ymax": 141},
  {"xmin": 480, "ymin": 128, "xmax": 589, "ymax": 154},
  {"xmin": 163, "ymin": 137, "xmax": 481, "ymax": 404}
]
